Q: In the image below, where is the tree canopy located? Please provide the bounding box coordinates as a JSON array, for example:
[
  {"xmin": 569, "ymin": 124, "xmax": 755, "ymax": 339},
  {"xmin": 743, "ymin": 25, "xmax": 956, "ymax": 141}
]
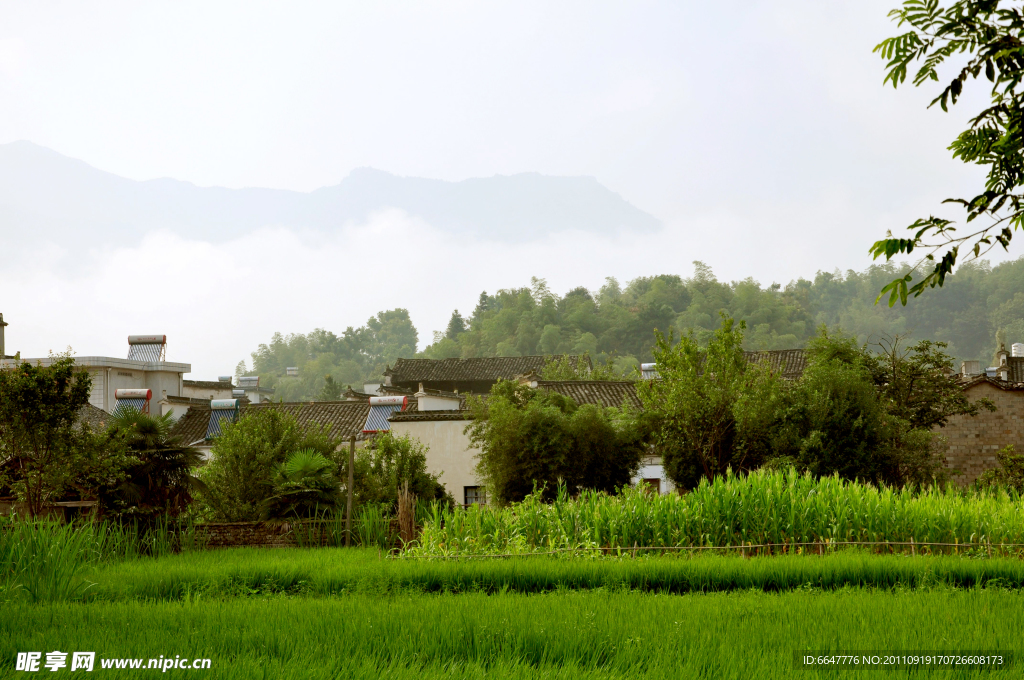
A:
[
  {"xmin": 242, "ymin": 258, "xmax": 1024, "ymax": 401},
  {"xmin": 465, "ymin": 380, "xmax": 645, "ymax": 505}
]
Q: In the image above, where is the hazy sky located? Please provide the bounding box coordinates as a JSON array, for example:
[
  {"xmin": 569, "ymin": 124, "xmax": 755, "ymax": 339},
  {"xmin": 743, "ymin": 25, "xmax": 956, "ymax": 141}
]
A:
[{"xmin": 0, "ymin": 1, "xmax": 1004, "ymax": 377}]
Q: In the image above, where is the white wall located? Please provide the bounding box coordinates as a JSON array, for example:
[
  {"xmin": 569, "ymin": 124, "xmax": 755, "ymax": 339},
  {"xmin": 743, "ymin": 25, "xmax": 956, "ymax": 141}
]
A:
[
  {"xmin": 181, "ymin": 383, "xmax": 233, "ymax": 400},
  {"xmin": 633, "ymin": 456, "xmax": 675, "ymax": 495},
  {"xmin": 390, "ymin": 418, "xmax": 483, "ymax": 505}
]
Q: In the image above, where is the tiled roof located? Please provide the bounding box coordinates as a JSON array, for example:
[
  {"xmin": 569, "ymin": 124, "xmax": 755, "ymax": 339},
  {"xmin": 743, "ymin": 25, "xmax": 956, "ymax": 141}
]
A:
[
  {"xmin": 77, "ymin": 404, "xmax": 111, "ymax": 431},
  {"xmin": 744, "ymin": 350, "xmax": 807, "ymax": 379},
  {"xmin": 166, "ymin": 395, "xmax": 216, "ymax": 406},
  {"xmin": 387, "ymin": 355, "xmax": 590, "ymax": 384},
  {"xmin": 183, "ymin": 379, "xmax": 233, "ymax": 390},
  {"xmin": 390, "ymin": 410, "xmax": 473, "ymax": 422},
  {"xmin": 342, "ymin": 388, "xmax": 373, "ymax": 401},
  {"xmin": 169, "ymin": 400, "xmax": 373, "ymax": 445},
  {"xmin": 535, "ymin": 380, "xmax": 641, "ymax": 409},
  {"xmin": 959, "ymin": 374, "xmax": 1024, "ymax": 391}
]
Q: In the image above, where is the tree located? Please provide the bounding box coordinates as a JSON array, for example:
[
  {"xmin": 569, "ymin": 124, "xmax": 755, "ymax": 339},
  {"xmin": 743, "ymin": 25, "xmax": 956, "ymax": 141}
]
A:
[
  {"xmin": 774, "ymin": 333, "xmax": 896, "ymax": 484},
  {"xmin": 445, "ymin": 310, "xmax": 466, "ymax": 340},
  {"xmin": 317, "ymin": 374, "xmax": 343, "ymax": 401},
  {"xmin": 773, "ymin": 329, "xmax": 952, "ymax": 486},
  {"xmin": 356, "ymin": 431, "xmax": 450, "ymax": 506},
  {"xmin": 869, "ymin": 335, "xmax": 995, "ymax": 428},
  {"xmin": 101, "ymin": 408, "xmax": 205, "ymax": 521},
  {"xmin": 323, "ymin": 432, "xmax": 453, "ymax": 512},
  {"xmin": 200, "ymin": 408, "xmax": 338, "ymax": 521},
  {"xmin": 637, "ymin": 316, "xmax": 785, "ymax": 489},
  {"xmin": 540, "ymin": 353, "xmax": 620, "ymax": 381},
  {"xmin": 365, "ymin": 309, "xmax": 418, "ymax": 374},
  {"xmin": 870, "ymin": 1, "xmax": 1024, "ymax": 305},
  {"xmin": 977, "ymin": 444, "xmax": 1024, "ymax": 492},
  {"xmin": 466, "ymin": 380, "xmax": 645, "ymax": 504},
  {"xmin": 0, "ymin": 355, "xmax": 93, "ymax": 518}
]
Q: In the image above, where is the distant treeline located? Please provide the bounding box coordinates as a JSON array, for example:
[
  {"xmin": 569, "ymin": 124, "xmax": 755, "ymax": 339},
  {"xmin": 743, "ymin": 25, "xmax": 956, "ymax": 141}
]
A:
[{"xmin": 242, "ymin": 258, "xmax": 1024, "ymax": 401}]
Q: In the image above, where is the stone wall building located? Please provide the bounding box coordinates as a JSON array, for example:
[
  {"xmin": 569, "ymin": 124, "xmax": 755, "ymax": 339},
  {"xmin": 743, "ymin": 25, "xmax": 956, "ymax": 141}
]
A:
[{"xmin": 940, "ymin": 348, "xmax": 1024, "ymax": 484}]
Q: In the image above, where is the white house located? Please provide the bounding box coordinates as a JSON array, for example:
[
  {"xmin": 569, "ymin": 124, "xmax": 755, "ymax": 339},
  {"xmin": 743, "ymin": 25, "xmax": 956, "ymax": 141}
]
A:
[{"xmin": 0, "ymin": 334, "xmax": 192, "ymax": 418}]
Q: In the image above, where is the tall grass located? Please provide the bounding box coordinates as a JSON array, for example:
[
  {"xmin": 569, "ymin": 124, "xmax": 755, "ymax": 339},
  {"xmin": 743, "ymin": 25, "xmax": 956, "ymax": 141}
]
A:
[
  {"xmin": 0, "ymin": 515, "xmax": 205, "ymax": 602},
  {"xmin": 412, "ymin": 468, "xmax": 1024, "ymax": 556},
  {"xmin": 354, "ymin": 503, "xmax": 392, "ymax": 549}
]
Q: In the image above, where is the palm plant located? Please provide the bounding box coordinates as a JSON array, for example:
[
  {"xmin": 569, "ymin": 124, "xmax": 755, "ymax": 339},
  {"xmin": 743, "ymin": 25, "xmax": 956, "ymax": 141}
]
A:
[
  {"xmin": 260, "ymin": 449, "xmax": 341, "ymax": 522},
  {"xmin": 103, "ymin": 408, "xmax": 206, "ymax": 521}
]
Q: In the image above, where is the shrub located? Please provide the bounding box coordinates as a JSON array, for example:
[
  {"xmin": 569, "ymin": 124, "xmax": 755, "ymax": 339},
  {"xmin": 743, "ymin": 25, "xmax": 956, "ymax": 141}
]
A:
[
  {"xmin": 467, "ymin": 381, "xmax": 645, "ymax": 505},
  {"xmin": 201, "ymin": 409, "xmax": 337, "ymax": 521},
  {"xmin": 260, "ymin": 449, "xmax": 342, "ymax": 521}
]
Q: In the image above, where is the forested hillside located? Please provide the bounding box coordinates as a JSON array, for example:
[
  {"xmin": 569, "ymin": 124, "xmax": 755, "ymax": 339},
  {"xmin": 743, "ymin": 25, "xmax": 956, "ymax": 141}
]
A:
[{"xmin": 242, "ymin": 258, "xmax": 1024, "ymax": 401}]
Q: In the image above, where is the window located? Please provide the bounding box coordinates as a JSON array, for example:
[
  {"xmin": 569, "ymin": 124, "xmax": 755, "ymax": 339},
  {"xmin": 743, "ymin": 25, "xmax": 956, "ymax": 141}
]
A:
[
  {"xmin": 464, "ymin": 486, "xmax": 486, "ymax": 506},
  {"xmin": 641, "ymin": 478, "xmax": 661, "ymax": 495}
]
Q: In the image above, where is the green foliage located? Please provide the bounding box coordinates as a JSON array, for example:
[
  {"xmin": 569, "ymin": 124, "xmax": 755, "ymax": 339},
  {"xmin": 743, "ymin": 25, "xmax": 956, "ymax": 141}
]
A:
[
  {"xmin": 200, "ymin": 409, "xmax": 338, "ymax": 521},
  {"xmin": 775, "ymin": 333, "xmax": 896, "ymax": 484},
  {"xmin": 77, "ymin": 547, "xmax": 1024, "ymax": 601},
  {"xmin": 246, "ymin": 258, "xmax": 1024, "ymax": 401},
  {"xmin": 540, "ymin": 353, "xmax": 621, "ymax": 380},
  {"xmin": 0, "ymin": 354, "xmax": 109, "ymax": 518},
  {"xmin": 870, "ymin": 0, "xmax": 1024, "ymax": 303},
  {"xmin": 978, "ymin": 444, "xmax": 1024, "ymax": 493},
  {"xmin": 869, "ymin": 335, "xmax": 995, "ymax": 429},
  {"xmin": 101, "ymin": 409, "xmax": 205, "ymax": 522},
  {"xmin": 247, "ymin": 309, "xmax": 418, "ymax": 401},
  {"xmin": 467, "ymin": 380, "xmax": 645, "ymax": 505},
  {"xmin": 355, "ymin": 431, "xmax": 450, "ymax": 506},
  {"xmin": 412, "ymin": 467, "xmax": 1024, "ymax": 556},
  {"xmin": 317, "ymin": 375, "xmax": 343, "ymax": 402},
  {"xmin": 638, "ymin": 316, "xmax": 786, "ymax": 489},
  {"xmin": 260, "ymin": 449, "xmax": 341, "ymax": 522},
  {"xmin": 0, "ymin": 517, "xmax": 205, "ymax": 602},
  {"xmin": 768, "ymin": 329, "xmax": 958, "ymax": 487}
]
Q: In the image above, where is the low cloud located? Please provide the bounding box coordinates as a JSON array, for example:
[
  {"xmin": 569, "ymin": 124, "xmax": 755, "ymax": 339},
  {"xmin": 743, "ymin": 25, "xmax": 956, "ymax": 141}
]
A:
[{"xmin": 5, "ymin": 201, "xmax": 1016, "ymax": 380}]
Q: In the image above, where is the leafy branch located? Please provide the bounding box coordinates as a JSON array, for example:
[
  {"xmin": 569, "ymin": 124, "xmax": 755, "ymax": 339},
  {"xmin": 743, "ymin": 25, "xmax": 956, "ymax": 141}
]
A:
[{"xmin": 870, "ymin": 0, "xmax": 1024, "ymax": 305}]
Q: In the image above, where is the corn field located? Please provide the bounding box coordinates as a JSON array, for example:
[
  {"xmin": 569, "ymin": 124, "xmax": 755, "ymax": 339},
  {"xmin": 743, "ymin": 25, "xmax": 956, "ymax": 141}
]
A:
[{"xmin": 410, "ymin": 468, "xmax": 1024, "ymax": 557}]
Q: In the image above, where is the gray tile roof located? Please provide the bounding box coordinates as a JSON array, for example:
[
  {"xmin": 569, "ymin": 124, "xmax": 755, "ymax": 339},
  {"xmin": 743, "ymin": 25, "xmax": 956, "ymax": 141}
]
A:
[
  {"xmin": 959, "ymin": 374, "xmax": 1024, "ymax": 391},
  {"xmin": 386, "ymin": 355, "xmax": 590, "ymax": 385},
  {"xmin": 77, "ymin": 404, "xmax": 111, "ymax": 431},
  {"xmin": 743, "ymin": 350, "xmax": 807, "ymax": 379},
  {"xmin": 535, "ymin": 380, "xmax": 641, "ymax": 409},
  {"xmin": 183, "ymin": 379, "xmax": 234, "ymax": 390},
  {"xmin": 390, "ymin": 410, "xmax": 473, "ymax": 422},
  {"xmin": 170, "ymin": 400, "xmax": 374, "ymax": 445}
]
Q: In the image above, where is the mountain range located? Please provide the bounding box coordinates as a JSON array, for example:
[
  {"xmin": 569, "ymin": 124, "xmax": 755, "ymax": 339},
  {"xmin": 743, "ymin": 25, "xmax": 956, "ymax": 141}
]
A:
[{"xmin": 0, "ymin": 141, "xmax": 660, "ymax": 247}]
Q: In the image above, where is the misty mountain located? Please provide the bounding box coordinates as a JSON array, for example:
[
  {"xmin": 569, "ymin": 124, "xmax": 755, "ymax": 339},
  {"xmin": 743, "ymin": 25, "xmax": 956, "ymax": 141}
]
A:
[{"xmin": 0, "ymin": 141, "xmax": 660, "ymax": 246}]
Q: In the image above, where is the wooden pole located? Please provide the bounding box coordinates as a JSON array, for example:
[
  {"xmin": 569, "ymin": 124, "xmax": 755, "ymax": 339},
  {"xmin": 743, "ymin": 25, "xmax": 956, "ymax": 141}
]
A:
[{"xmin": 346, "ymin": 435, "xmax": 355, "ymax": 547}]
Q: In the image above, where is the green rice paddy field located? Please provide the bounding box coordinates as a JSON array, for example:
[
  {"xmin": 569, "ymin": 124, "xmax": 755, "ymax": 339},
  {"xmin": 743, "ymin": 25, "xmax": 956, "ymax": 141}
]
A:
[{"xmin": 3, "ymin": 548, "xmax": 1023, "ymax": 679}]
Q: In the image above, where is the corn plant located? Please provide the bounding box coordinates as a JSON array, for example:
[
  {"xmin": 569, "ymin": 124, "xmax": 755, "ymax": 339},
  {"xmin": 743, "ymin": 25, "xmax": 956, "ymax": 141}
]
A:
[{"xmin": 409, "ymin": 468, "xmax": 1024, "ymax": 557}]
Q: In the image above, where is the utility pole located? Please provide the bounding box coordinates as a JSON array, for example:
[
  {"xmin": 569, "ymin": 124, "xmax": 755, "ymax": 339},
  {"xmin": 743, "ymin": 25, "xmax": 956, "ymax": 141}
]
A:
[{"xmin": 346, "ymin": 435, "xmax": 355, "ymax": 547}]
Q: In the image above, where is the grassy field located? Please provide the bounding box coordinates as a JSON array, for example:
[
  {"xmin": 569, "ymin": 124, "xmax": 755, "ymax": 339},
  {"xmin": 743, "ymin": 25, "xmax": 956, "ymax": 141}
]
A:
[
  {"xmin": 3, "ymin": 585, "xmax": 1021, "ymax": 679},
  {"xmin": 4, "ymin": 547, "xmax": 1023, "ymax": 678},
  {"xmin": 76, "ymin": 548, "xmax": 1024, "ymax": 600},
  {"xmin": 5, "ymin": 467, "xmax": 1024, "ymax": 679}
]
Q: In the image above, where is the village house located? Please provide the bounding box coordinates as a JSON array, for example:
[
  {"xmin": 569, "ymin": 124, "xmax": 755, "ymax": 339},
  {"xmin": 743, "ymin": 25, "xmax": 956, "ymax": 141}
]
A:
[
  {"xmin": 941, "ymin": 345, "xmax": 1024, "ymax": 484},
  {"xmin": 0, "ymin": 333, "xmax": 193, "ymax": 419},
  {"xmin": 383, "ymin": 355, "xmax": 590, "ymax": 394},
  {"xmin": 169, "ymin": 399, "xmax": 374, "ymax": 458}
]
